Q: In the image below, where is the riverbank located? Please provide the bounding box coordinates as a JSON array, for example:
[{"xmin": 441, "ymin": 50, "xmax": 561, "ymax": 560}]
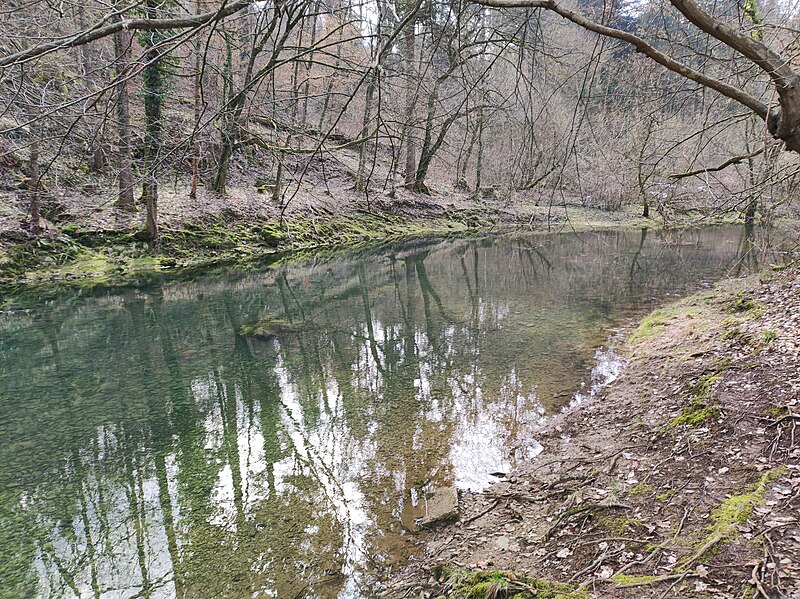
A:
[
  {"xmin": 5, "ymin": 172, "xmax": 765, "ymax": 294},
  {"xmin": 384, "ymin": 265, "xmax": 800, "ymax": 598},
  {"xmin": 0, "ymin": 187, "xmax": 664, "ymax": 293}
]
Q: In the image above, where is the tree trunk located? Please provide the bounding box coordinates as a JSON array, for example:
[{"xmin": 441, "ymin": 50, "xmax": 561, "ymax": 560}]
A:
[
  {"xmin": 744, "ymin": 196, "xmax": 757, "ymax": 225},
  {"xmin": 143, "ymin": 173, "xmax": 159, "ymax": 241},
  {"xmin": 475, "ymin": 106, "xmax": 485, "ymax": 192},
  {"xmin": 355, "ymin": 70, "xmax": 377, "ymax": 192},
  {"xmin": 28, "ymin": 135, "xmax": 42, "ymax": 233},
  {"xmin": 114, "ymin": 27, "xmax": 135, "ymax": 210},
  {"xmin": 402, "ymin": 22, "xmax": 417, "ymax": 187},
  {"xmin": 141, "ymin": 0, "xmax": 165, "ymax": 243},
  {"xmin": 211, "ymin": 23, "xmax": 235, "ymax": 194},
  {"xmin": 457, "ymin": 124, "xmax": 478, "ymax": 190},
  {"xmin": 190, "ymin": 0, "xmax": 202, "ymax": 199},
  {"xmin": 272, "ymin": 146, "xmax": 285, "ymax": 206},
  {"xmin": 300, "ymin": 0, "xmax": 321, "ymax": 128}
]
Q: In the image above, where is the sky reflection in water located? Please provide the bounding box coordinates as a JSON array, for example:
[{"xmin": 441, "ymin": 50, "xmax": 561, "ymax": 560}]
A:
[{"xmin": 0, "ymin": 226, "xmax": 784, "ymax": 598}]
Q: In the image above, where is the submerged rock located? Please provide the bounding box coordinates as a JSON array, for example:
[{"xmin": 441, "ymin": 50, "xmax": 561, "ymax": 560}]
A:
[
  {"xmin": 239, "ymin": 319, "xmax": 299, "ymax": 338},
  {"xmin": 418, "ymin": 486, "xmax": 459, "ymax": 527}
]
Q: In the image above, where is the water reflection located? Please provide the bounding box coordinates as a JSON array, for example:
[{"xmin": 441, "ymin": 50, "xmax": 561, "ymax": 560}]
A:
[{"xmin": 0, "ymin": 226, "xmax": 788, "ymax": 598}]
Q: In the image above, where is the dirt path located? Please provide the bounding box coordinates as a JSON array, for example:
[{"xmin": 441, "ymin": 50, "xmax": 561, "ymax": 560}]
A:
[{"xmin": 384, "ymin": 266, "xmax": 800, "ymax": 598}]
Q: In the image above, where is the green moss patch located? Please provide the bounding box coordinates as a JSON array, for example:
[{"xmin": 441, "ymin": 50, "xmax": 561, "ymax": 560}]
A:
[
  {"xmin": 685, "ymin": 468, "xmax": 787, "ymax": 564},
  {"xmin": 708, "ymin": 469, "xmax": 785, "ymax": 537},
  {"xmin": 447, "ymin": 569, "xmax": 588, "ymax": 599},
  {"xmin": 669, "ymin": 399, "xmax": 719, "ymax": 428},
  {"xmin": 667, "ymin": 363, "xmax": 729, "ymax": 429},
  {"xmin": 628, "ymin": 305, "xmax": 698, "ymax": 345},
  {"xmin": 728, "ymin": 292, "xmax": 761, "ymax": 315},
  {"xmin": 611, "ymin": 573, "xmax": 659, "ymax": 586}
]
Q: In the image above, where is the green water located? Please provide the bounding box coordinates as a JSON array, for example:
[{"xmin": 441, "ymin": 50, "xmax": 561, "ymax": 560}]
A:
[{"xmin": 0, "ymin": 226, "xmax": 785, "ymax": 598}]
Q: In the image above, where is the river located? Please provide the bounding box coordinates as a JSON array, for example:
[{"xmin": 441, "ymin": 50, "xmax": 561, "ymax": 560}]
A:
[{"xmin": 0, "ymin": 225, "xmax": 786, "ymax": 598}]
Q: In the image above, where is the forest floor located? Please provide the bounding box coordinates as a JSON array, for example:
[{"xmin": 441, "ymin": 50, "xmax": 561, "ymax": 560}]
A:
[
  {"xmin": 382, "ymin": 265, "xmax": 800, "ymax": 599},
  {"xmin": 0, "ymin": 176, "xmax": 663, "ymax": 292},
  {"xmin": 0, "ymin": 147, "xmax": 749, "ymax": 293}
]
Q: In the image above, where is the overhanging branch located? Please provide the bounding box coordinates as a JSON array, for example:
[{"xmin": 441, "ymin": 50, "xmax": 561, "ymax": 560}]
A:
[
  {"xmin": 472, "ymin": 0, "xmax": 769, "ymax": 120},
  {"xmin": 668, "ymin": 144, "xmax": 778, "ymax": 179},
  {"xmin": 0, "ymin": 0, "xmax": 252, "ymax": 67}
]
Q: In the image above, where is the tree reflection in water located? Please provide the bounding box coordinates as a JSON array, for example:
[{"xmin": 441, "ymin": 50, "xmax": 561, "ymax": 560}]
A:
[{"xmin": 0, "ymin": 226, "xmax": 786, "ymax": 598}]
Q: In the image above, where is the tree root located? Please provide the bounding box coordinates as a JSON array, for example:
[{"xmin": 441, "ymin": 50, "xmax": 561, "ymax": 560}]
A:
[{"xmin": 544, "ymin": 502, "xmax": 631, "ymax": 541}]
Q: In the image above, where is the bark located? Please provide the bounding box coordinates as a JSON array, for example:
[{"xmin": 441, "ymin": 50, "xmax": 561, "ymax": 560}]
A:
[
  {"xmin": 141, "ymin": 0, "xmax": 165, "ymax": 243},
  {"xmin": 114, "ymin": 27, "xmax": 135, "ymax": 210},
  {"xmin": 212, "ymin": 24, "xmax": 235, "ymax": 194},
  {"xmin": 402, "ymin": 22, "xmax": 417, "ymax": 187},
  {"xmin": 355, "ymin": 69, "xmax": 377, "ymax": 192},
  {"xmin": 89, "ymin": 124, "xmax": 105, "ymax": 173},
  {"xmin": 272, "ymin": 143, "xmax": 286, "ymax": 206},
  {"xmin": 413, "ymin": 72, "xmax": 468, "ymax": 193},
  {"xmin": 317, "ymin": 35, "xmax": 343, "ymax": 132},
  {"xmin": 190, "ymin": 0, "xmax": 203, "ymax": 199},
  {"xmin": 28, "ymin": 134, "xmax": 42, "ymax": 233},
  {"xmin": 457, "ymin": 123, "xmax": 478, "ymax": 190},
  {"xmin": 475, "ymin": 106, "xmax": 485, "ymax": 191},
  {"xmin": 300, "ymin": 0, "xmax": 321, "ymax": 128},
  {"xmin": 211, "ymin": 9, "xmax": 299, "ymax": 193}
]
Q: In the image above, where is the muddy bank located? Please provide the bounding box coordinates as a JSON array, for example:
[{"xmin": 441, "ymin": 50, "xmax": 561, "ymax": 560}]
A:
[{"xmin": 385, "ymin": 265, "xmax": 800, "ymax": 598}]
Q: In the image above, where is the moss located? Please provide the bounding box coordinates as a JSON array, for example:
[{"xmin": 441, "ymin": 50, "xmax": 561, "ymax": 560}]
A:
[
  {"xmin": 723, "ymin": 326, "xmax": 744, "ymax": 341},
  {"xmin": 688, "ymin": 468, "xmax": 787, "ymax": 562},
  {"xmin": 611, "ymin": 574, "xmax": 659, "ymax": 586},
  {"xmin": 668, "ymin": 399, "xmax": 719, "ymax": 428},
  {"xmin": 710, "ymin": 469, "xmax": 784, "ymax": 530},
  {"xmin": 628, "ymin": 482, "xmax": 655, "ymax": 496},
  {"xmin": 762, "ymin": 329, "xmax": 776, "ymax": 345},
  {"xmin": 629, "ymin": 305, "xmax": 697, "ymax": 345},
  {"xmin": 0, "ymin": 211, "xmax": 477, "ymax": 293},
  {"xmin": 741, "ymin": 583, "xmax": 757, "ymax": 598},
  {"xmin": 667, "ymin": 363, "xmax": 730, "ymax": 429},
  {"xmin": 656, "ymin": 488, "xmax": 678, "ymax": 501},
  {"xmin": 448, "ymin": 569, "xmax": 587, "ymax": 599},
  {"xmin": 728, "ymin": 292, "xmax": 762, "ymax": 316},
  {"xmin": 767, "ymin": 404, "xmax": 788, "ymax": 419},
  {"xmin": 597, "ymin": 515, "xmax": 643, "ymax": 535}
]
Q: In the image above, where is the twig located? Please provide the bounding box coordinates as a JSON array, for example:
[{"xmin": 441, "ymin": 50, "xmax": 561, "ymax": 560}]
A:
[
  {"xmin": 615, "ymin": 572, "xmax": 699, "ymax": 588},
  {"xmin": 682, "ymin": 531, "xmax": 725, "ymax": 569},
  {"xmin": 674, "ymin": 505, "xmax": 692, "ymax": 539},
  {"xmin": 753, "ymin": 519, "xmax": 798, "ymax": 538},
  {"xmin": 462, "ymin": 499, "xmax": 501, "ymax": 526},
  {"xmin": 668, "ymin": 145, "xmax": 773, "ymax": 179},
  {"xmin": 569, "ymin": 549, "xmax": 617, "ymax": 582},
  {"xmin": 751, "ymin": 561, "xmax": 771, "ymax": 599},
  {"xmin": 657, "ymin": 570, "xmax": 691, "ymax": 599}
]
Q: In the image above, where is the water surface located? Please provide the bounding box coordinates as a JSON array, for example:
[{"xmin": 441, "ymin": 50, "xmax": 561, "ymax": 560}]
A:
[{"xmin": 0, "ymin": 226, "xmax": 785, "ymax": 598}]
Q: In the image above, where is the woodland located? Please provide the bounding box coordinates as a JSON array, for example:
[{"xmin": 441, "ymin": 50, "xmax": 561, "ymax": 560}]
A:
[
  {"xmin": 2, "ymin": 0, "xmax": 800, "ymax": 255},
  {"xmin": 3, "ymin": 2, "xmax": 800, "ymax": 598}
]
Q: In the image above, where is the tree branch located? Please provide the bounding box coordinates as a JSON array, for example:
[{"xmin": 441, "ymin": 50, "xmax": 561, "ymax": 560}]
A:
[
  {"xmin": 471, "ymin": 0, "xmax": 768, "ymax": 120},
  {"xmin": 0, "ymin": 0, "xmax": 252, "ymax": 67},
  {"xmin": 668, "ymin": 144, "xmax": 777, "ymax": 179}
]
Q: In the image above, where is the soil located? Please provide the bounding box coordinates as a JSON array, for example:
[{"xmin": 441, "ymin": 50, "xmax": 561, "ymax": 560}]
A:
[{"xmin": 382, "ymin": 266, "xmax": 800, "ymax": 598}]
